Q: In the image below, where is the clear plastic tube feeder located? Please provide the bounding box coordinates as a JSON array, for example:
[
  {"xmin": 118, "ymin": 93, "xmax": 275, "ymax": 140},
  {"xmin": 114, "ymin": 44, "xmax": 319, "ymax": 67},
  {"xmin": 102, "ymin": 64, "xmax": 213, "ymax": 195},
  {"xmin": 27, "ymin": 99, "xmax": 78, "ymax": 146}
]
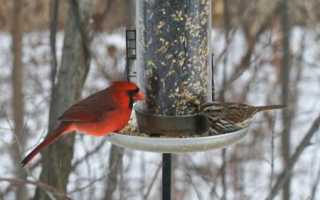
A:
[{"xmin": 108, "ymin": 0, "xmax": 248, "ymax": 153}]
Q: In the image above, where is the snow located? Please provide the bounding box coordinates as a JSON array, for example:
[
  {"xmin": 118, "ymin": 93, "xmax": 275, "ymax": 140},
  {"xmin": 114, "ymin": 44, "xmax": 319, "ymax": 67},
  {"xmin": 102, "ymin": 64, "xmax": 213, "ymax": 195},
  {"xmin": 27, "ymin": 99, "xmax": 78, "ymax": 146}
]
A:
[{"xmin": 0, "ymin": 27, "xmax": 320, "ymax": 199}]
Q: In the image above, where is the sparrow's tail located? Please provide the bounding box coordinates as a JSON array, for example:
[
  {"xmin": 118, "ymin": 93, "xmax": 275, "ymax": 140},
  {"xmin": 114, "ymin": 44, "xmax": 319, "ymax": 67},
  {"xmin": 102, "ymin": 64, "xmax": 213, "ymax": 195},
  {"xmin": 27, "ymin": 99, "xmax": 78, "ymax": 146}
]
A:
[{"xmin": 255, "ymin": 104, "xmax": 286, "ymax": 112}]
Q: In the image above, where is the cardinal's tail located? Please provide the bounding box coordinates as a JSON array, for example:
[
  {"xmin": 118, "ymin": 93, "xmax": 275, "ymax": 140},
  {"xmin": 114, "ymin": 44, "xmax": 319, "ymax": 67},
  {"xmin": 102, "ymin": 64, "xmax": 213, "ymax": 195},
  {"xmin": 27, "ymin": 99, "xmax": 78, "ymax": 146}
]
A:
[
  {"xmin": 21, "ymin": 122, "xmax": 72, "ymax": 167},
  {"xmin": 256, "ymin": 104, "xmax": 286, "ymax": 112}
]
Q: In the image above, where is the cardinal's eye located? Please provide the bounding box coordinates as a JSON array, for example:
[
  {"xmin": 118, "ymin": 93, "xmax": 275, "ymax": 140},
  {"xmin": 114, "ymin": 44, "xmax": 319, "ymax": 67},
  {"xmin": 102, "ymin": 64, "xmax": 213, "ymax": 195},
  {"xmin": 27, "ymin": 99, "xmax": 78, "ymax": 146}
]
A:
[
  {"xmin": 133, "ymin": 88, "xmax": 139, "ymax": 93},
  {"xmin": 128, "ymin": 88, "xmax": 139, "ymax": 97}
]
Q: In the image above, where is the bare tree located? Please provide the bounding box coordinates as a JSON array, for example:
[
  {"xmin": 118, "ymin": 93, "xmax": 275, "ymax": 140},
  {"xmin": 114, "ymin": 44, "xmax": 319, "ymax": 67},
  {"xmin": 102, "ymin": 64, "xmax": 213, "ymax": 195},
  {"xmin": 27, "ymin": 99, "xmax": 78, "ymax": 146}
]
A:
[
  {"xmin": 266, "ymin": 113, "xmax": 320, "ymax": 200},
  {"xmin": 220, "ymin": 0, "xmax": 231, "ymax": 198},
  {"xmin": 310, "ymin": 166, "xmax": 320, "ymax": 200},
  {"xmin": 104, "ymin": 145, "xmax": 124, "ymax": 200},
  {"xmin": 280, "ymin": 0, "xmax": 292, "ymax": 199},
  {"xmin": 10, "ymin": 0, "xmax": 27, "ymax": 199},
  {"xmin": 49, "ymin": 0, "xmax": 60, "ymax": 91},
  {"xmin": 0, "ymin": 177, "xmax": 70, "ymax": 199},
  {"xmin": 32, "ymin": 0, "xmax": 93, "ymax": 199}
]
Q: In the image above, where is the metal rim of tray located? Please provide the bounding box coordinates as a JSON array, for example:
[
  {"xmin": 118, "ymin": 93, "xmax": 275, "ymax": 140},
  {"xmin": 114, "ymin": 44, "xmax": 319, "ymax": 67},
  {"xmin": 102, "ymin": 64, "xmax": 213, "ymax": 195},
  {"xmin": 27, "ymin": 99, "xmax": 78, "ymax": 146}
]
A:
[{"xmin": 107, "ymin": 127, "xmax": 248, "ymax": 153}]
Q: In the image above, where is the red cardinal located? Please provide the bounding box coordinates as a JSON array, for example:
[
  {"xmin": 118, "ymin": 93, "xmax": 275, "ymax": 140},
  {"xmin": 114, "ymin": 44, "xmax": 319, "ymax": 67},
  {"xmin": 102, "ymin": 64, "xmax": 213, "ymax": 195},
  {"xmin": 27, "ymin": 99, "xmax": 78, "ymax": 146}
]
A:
[{"xmin": 21, "ymin": 81, "xmax": 144, "ymax": 167}]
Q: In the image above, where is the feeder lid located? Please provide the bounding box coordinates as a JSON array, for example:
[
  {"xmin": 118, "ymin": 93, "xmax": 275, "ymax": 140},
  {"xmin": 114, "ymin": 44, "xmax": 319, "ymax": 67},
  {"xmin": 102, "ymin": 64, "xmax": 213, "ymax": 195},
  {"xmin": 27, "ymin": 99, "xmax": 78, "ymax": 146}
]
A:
[{"xmin": 107, "ymin": 128, "xmax": 248, "ymax": 153}]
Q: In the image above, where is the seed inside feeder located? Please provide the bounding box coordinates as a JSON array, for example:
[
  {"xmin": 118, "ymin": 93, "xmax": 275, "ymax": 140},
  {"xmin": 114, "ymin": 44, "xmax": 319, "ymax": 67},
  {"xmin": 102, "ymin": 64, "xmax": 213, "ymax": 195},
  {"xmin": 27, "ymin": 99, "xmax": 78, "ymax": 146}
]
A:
[{"xmin": 136, "ymin": 0, "xmax": 212, "ymax": 117}]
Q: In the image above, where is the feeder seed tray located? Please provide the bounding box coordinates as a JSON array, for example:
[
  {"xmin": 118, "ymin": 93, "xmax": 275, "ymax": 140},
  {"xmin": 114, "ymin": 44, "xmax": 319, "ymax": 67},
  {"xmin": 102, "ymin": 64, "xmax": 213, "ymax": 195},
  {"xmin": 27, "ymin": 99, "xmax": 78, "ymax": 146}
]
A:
[
  {"xmin": 108, "ymin": 129, "xmax": 248, "ymax": 153},
  {"xmin": 107, "ymin": 104, "xmax": 249, "ymax": 153}
]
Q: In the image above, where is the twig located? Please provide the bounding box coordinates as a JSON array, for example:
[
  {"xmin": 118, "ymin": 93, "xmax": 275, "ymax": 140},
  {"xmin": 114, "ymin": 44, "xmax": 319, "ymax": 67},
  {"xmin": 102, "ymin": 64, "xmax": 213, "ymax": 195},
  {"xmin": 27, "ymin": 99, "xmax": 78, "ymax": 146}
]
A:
[
  {"xmin": 144, "ymin": 162, "xmax": 162, "ymax": 200},
  {"xmin": 221, "ymin": 149, "xmax": 227, "ymax": 200},
  {"xmin": 70, "ymin": 0, "xmax": 91, "ymax": 71},
  {"xmin": 69, "ymin": 174, "xmax": 106, "ymax": 194},
  {"xmin": 270, "ymin": 116, "xmax": 275, "ymax": 190},
  {"xmin": 218, "ymin": 2, "xmax": 282, "ymax": 94},
  {"xmin": 0, "ymin": 177, "xmax": 71, "ymax": 200},
  {"xmin": 186, "ymin": 172, "xmax": 203, "ymax": 200},
  {"xmin": 265, "ymin": 113, "xmax": 320, "ymax": 200},
  {"xmin": 49, "ymin": 0, "xmax": 59, "ymax": 88},
  {"xmin": 71, "ymin": 138, "xmax": 108, "ymax": 170},
  {"xmin": 310, "ymin": 165, "xmax": 320, "ymax": 200}
]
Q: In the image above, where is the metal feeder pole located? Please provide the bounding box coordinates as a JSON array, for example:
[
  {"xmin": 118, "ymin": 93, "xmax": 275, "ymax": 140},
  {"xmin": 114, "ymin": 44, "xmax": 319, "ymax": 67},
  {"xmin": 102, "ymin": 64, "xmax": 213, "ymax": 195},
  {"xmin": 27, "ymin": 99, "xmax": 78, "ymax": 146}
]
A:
[
  {"xmin": 136, "ymin": 1, "xmax": 212, "ymax": 199},
  {"xmin": 162, "ymin": 153, "xmax": 172, "ymax": 200}
]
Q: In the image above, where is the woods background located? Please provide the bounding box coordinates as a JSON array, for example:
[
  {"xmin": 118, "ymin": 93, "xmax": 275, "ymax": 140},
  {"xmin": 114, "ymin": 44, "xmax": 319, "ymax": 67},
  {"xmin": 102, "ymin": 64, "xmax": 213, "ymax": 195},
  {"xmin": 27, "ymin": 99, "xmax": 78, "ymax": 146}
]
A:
[
  {"xmin": 1, "ymin": 0, "xmax": 320, "ymax": 200},
  {"xmin": 0, "ymin": 0, "xmax": 317, "ymax": 32}
]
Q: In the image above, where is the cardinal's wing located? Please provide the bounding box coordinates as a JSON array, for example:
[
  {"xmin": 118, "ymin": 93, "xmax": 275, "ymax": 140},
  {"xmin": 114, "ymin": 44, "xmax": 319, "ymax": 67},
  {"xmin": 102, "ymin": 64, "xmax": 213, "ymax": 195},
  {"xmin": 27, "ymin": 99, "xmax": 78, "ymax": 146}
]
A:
[{"xmin": 58, "ymin": 89, "xmax": 116, "ymax": 122}]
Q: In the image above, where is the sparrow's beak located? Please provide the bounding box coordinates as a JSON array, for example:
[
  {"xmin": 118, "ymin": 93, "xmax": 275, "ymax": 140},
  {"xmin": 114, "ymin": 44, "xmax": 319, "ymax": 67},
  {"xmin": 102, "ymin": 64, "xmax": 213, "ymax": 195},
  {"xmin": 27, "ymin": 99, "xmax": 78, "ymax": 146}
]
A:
[{"xmin": 133, "ymin": 92, "xmax": 145, "ymax": 101}]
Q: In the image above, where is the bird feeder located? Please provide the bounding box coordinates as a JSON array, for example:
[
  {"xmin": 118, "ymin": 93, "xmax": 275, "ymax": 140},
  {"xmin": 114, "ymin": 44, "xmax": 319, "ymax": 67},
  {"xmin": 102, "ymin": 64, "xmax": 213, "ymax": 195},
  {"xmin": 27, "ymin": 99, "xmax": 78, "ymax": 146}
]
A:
[{"xmin": 108, "ymin": 0, "xmax": 248, "ymax": 152}]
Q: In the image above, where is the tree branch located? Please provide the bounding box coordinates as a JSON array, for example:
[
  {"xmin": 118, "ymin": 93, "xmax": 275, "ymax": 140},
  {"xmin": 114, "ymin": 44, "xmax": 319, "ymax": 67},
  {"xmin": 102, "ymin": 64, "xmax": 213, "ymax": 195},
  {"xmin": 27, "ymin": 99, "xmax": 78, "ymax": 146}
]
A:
[
  {"xmin": 266, "ymin": 113, "xmax": 320, "ymax": 200},
  {"xmin": 0, "ymin": 177, "xmax": 70, "ymax": 200}
]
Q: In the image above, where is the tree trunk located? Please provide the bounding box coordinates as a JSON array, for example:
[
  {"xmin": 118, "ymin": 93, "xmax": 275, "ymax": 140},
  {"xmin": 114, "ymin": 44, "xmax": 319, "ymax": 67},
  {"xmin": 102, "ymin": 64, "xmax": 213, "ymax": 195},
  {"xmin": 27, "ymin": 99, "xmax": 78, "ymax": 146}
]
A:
[
  {"xmin": 280, "ymin": 0, "xmax": 291, "ymax": 199},
  {"xmin": 11, "ymin": 0, "xmax": 27, "ymax": 199},
  {"xmin": 33, "ymin": 0, "xmax": 93, "ymax": 199},
  {"xmin": 103, "ymin": 145, "xmax": 124, "ymax": 200}
]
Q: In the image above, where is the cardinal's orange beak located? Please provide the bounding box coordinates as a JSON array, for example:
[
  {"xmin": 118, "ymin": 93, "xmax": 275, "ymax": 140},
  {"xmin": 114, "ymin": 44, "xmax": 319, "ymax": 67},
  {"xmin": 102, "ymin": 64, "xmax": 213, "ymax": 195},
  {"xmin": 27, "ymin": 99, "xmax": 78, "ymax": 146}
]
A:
[{"xmin": 134, "ymin": 91, "xmax": 145, "ymax": 101}]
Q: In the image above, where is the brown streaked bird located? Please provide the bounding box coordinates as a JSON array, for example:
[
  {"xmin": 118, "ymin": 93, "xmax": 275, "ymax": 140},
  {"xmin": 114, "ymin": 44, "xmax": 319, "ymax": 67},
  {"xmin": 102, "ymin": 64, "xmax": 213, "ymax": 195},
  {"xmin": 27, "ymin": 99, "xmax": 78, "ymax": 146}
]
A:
[{"xmin": 200, "ymin": 102, "xmax": 285, "ymax": 134}]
